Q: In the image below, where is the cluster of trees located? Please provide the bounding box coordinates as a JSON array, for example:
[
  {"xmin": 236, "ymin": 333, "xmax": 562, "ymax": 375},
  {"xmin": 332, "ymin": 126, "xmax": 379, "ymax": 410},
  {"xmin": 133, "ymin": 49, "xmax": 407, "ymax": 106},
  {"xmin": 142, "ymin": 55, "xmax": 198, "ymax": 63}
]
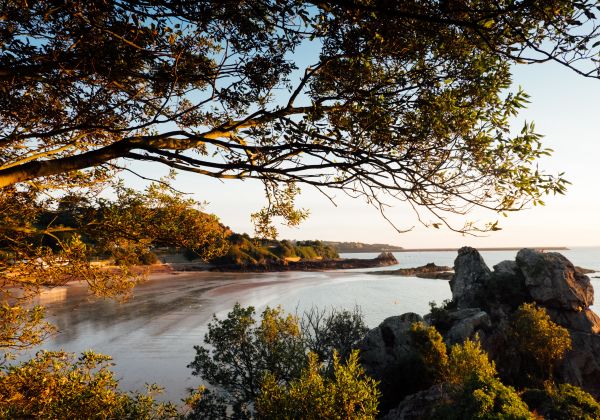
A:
[{"xmin": 211, "ymin": 235, "xmax": 339, "ymax": 266}]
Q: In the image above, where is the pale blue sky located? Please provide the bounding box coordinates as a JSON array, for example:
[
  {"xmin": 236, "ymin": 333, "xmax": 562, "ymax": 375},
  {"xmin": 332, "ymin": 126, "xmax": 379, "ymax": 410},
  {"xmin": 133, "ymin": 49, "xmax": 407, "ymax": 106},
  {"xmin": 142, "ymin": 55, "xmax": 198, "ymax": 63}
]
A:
[{"xmin": 124, "ymin": 60, "xmax": 600, "ymax": 248}]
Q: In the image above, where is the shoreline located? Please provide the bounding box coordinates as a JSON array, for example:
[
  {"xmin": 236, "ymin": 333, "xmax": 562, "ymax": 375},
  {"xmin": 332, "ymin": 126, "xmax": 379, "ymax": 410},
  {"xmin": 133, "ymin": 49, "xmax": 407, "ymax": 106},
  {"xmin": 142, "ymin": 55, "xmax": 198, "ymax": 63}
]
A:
[{"xmin": 342, "ymin": 246, "xmax": 569, "ymax": 253}]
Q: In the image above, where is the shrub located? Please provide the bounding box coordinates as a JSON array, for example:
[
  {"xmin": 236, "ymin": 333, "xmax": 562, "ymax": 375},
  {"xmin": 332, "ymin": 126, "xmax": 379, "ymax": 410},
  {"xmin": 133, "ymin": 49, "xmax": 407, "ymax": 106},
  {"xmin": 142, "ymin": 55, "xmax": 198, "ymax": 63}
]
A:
[
  {"xmin": 187, "ymin": 304, "xmax": 372, "ymax": 418},
  {"xmin": 434, "ymin": 374, "xmax": 534, "ymax": 420},
  {"xmin": 256, "ymin": 351, "xmax": 380, "ymax": 419},
  {"xmin": 187, "ymin": 304, "xmax": 306, "ymax": 417},
  {"xmin": 446, "ymin": 338, "xmax": 497, "ymax": 386},
  {"xmin": 0, "ymin": 350, "xmax": 177, "ymax": 419},
  {"xmin": 409, "ymin": 323, "xmax": 524, "ymax": 418},
  {"xmin": 410, "ymin": 322, "xmax": 448, "ymax": 383},
  {"xmin": 508, "ymin": 303, "xmax": 572, "ymax": 384},
  {"xmin": 300, "ymin": 305, "xmax": 369, "ymax": 368},
  {"xmin": 522, "ymin": 383, "xmax": 600, "ymax": 420}
]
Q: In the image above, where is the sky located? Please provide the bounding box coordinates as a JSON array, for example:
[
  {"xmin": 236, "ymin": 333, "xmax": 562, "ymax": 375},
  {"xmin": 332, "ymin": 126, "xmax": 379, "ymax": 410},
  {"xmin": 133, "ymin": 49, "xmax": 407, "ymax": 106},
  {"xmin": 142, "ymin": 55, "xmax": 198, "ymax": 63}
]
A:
[{"xmin": 123, "ymin": 60, "xmax": 600, "ymax": 249}]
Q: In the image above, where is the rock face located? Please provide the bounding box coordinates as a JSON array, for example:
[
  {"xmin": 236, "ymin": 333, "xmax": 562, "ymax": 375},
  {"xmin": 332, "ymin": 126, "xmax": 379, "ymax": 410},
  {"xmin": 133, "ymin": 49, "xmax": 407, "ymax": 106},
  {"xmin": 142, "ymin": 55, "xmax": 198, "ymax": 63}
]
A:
[
  {"xmin": 516, "ymin": 248, "xmax": 594, "ymax": 311},
  {"xmin": 450, "ymin": 247, "xmax": 491, "ymax": 308},
  {"xmin": 356, "ymin": 313, "xmax": 430, "ymax": 413},
  {"xmin": 382, "ymin": 385, "xmax": 448, "ymax": 420},
  {"xmin": 363, "ymin": 247, "xmax": 600, "ymax": 417},
  {"xmin": 450, "ymin": 248, "xmax": 600, "ymax": 397},
  {"xmin": 444, "ymin": 309, "xmax": 491, "ymax": 345}
]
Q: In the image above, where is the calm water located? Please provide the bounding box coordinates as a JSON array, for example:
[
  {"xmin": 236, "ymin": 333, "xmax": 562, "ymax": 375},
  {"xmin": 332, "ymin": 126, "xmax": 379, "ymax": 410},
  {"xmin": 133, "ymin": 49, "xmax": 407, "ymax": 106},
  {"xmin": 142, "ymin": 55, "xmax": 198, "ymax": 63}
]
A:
[{"xmin": 24, "ymin": 247, "xmax": 600, "ymax": 402}]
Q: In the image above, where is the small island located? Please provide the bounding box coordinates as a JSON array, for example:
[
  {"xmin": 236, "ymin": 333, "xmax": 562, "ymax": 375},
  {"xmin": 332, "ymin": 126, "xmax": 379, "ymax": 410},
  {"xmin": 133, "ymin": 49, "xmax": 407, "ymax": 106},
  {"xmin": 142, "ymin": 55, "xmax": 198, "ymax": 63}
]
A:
[{"xmin": 370, "ymin": 262, "xmax": 454, "ymax": 280}]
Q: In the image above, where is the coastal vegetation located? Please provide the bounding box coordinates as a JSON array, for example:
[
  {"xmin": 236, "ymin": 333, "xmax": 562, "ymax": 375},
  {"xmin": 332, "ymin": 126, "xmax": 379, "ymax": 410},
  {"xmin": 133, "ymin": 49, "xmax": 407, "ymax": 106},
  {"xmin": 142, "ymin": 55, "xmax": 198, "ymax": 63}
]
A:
[
  {"xmin": 211, "ymin": 235, "xmax": 339, "ymax": 267},
  {"xmin": 2, "ymin": 0, "xmax": 600, "ymax": 418}
]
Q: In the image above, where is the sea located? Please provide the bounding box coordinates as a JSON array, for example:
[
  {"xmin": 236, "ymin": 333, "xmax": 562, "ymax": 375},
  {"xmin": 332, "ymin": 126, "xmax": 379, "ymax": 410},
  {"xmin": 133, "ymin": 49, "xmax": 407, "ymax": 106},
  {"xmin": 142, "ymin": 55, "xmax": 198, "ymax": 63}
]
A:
[{"xmin": 23, "ymin": 247, "xmax": 600, "ymax": 402}]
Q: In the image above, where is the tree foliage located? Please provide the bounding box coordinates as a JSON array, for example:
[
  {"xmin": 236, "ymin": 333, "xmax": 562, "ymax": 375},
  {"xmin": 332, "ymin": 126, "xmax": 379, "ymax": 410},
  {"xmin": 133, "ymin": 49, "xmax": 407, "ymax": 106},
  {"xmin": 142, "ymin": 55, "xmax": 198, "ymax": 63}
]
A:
[
  {"xmin": 0, "ymin": 181, "xmax": 230, "ymax": 356},
  {"xmin": 256, "ymin": 351, "xmax": 380, "ymax": 420},
  {"xmin": 187, "ymin": 303, "xmax": 371, "ymax": 418},
  {"xmin": 3, "ymin": 0, "xmax": 598, "ymax": 232},
  {"xmin": 0, "ymin": 350, "xmax": 178, "ymax": 419},
  {"xmin": 507, "ymin": 302, "xmax": 572, "ymax": 384}
]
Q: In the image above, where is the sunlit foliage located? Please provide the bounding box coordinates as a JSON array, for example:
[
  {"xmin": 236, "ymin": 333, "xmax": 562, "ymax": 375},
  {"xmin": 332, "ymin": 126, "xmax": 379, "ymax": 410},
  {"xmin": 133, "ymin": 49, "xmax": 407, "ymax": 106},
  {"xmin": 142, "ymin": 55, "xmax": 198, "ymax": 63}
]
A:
[
  {"xmin": 256, "ymin": 351, "xmax": 380, "ymax": 419},
  {"xmin": 187, "ymin": 303, "xmax": 371, "ymax": 418},
  {"xmin": 508, "ymin": 302, "xmax": 572, "ymax": 383},
  {"xmin": 3, "ymin": 1, "xmax": 597, "ymax": 233},
  {"xmin": 0, "ymin": 350, "xmax": 178, "ymax": 419}
]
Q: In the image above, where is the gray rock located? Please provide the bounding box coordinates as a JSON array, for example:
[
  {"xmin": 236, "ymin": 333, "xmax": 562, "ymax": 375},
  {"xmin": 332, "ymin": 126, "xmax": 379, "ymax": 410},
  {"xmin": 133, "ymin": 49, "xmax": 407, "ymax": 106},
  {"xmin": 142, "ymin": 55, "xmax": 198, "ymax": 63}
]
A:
[
  {"xmin": 557, "ymin": 331, "xmax": 600, "ymax": 397},
  {"xmin": 383, "ymin": 385, "xmax": 448, "ymax": 420},
  {"xmin": 445, "ymin": 310, "xmax": 492, "ymax": 345},
  {"xmin": 356, "ymin": 312, "xmax": 429, "ymax": 413},
  {"xmin": 516, "ymin": 248, "xmax": 594, "ymax": 311},
  {"xmin": 356, "ymin": 313, "xmax": 423, "ymax": 380},
  {"xmin": 489, "ymin": 260, "xmax": 530, "ymax": 310},
  {"xmin": 493, "ymin": 260, "xmax": 521, "ymax": 277},
  {"xmin": 546, "ymin": 308, "xmax": 600, "ymax": 334},
  {"xmin": 450, "ymin": 247, "xmax": 491, "ymax": 308}
]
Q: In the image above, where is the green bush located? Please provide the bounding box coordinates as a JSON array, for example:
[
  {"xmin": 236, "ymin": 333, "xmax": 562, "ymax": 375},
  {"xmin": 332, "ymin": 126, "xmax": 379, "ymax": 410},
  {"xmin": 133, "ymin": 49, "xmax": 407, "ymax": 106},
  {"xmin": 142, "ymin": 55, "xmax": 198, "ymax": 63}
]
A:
[
  {"xmin": 410, "ymin": 323, "xmax": 532, "ymax": 418},
  {"xmin": 434, "ymin": 374, "xmax": 534, "ymax": 420},
  {"xmin": 410, "ymin": 322, "xmax": 448, "ymax": 383},
  {"xmin": 522, "ymin": 383, "xmax": 600, "ymax": 420},
  {"xmin": 187, "ymin": 304, "xmax": 372, "ymax": 418},
  {"xmin": 508, "ymin": 303, "xmax": 572, "ymax": 385},
  {"xmin": 0, "ymin": 350, "xmax": 177, "ymax": 419},
  {"xmin": 256, "ymin": 351, "xmax": 380, "ymax": 419}
]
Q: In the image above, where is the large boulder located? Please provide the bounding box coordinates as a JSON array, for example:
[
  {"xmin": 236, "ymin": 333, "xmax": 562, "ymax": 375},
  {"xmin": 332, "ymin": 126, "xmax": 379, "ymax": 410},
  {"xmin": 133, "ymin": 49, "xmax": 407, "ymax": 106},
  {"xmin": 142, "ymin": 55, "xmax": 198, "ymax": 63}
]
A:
[
  {"xmin": 444, "ymin": 309, "xmax": 492, "ymax": 345},
  {"xmin": 356, "ymin": 313, "xmax": 429, "ymax": 413},
  {"xmin": 516, "ymin": 249, "xmax": 594, "ymax": 311},
  {"xmin": 357, "ymin": 312, "xmax": 423, "ymax": 377},
  {"xmin": 546, "ymin": 308, "xmax": 600, "ymax": 334},
  {"xmin": 450, "ymin": 247, "xmax": 491, "ymax": 309},
  {"xmin": 382, "ymin": 385, "xmax": 448, "ymax": 420},
  {"xmin": 557, "ymin": 332, "xmax": 600, "ymax": 397}
]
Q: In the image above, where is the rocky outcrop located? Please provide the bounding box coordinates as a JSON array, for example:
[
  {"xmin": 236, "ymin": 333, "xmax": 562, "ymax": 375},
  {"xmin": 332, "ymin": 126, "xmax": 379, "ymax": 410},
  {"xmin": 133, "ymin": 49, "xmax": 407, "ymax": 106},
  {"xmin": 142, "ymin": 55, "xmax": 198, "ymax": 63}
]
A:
[
  {"xmin": 357, "ymin": 313, "xmax": 423, "ymax": 378},
  {"xmin": 371, "ymin": 262, "xmax": 453, "ymax": 279},
  {"xmin": 545, "ymin": 308, "xmax": 600, "ymax": 334},
  {"xmin": 516, "ymin": 248, "xmax": 594, "ymax": 311},
  {"xmin": 450, "ymin": 247, "xmax": 491, "ymax": 308},
  {"xmin": 365, "ymin": 247, "xmax": 600, "ymax": 417},
  {"xmin": 449, "ymin": 248, "xmax": 600, "ymax": 397}
]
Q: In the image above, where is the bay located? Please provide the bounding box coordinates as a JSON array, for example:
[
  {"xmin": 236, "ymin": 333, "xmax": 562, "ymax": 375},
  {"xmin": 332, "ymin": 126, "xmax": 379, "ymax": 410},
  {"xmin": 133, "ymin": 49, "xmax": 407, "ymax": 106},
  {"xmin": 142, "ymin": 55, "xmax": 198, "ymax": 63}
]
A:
[{"xmin": 24, "ymin": 247, "xmax": 600, "ymax": 402}]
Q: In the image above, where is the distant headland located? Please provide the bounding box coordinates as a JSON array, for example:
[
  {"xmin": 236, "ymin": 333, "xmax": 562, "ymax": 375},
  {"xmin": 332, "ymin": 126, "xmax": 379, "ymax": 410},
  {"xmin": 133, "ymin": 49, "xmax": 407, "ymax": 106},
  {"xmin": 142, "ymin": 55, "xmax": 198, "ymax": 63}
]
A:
[{"xmin": 323, "ymin": 241, "xmax": 568, "ymax": 253}]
